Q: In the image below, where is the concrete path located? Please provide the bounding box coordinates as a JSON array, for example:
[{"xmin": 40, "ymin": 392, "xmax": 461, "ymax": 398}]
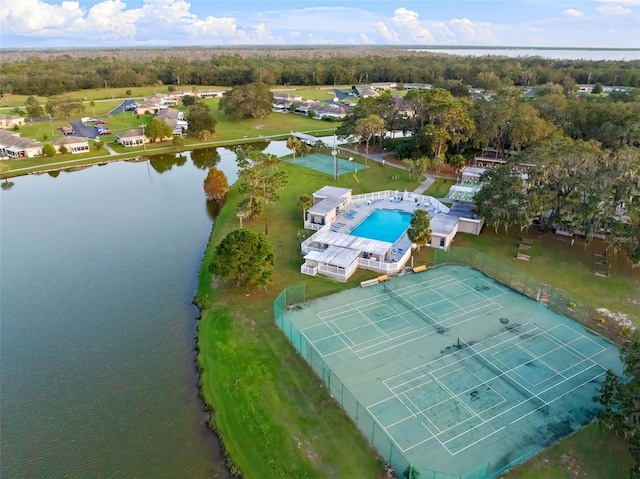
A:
[{"xmin": 103, "ymin": 143, "xmax": 117, "ymax": 156}]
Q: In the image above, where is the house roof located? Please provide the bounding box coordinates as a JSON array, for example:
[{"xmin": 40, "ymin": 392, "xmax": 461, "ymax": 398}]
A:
[
  {"xmin": 0, "ymin": 114, "xmax": 24, "ymax": 121},
  {"xmin": 52, "ymin": 136, "xmax": 89, "ymax": 146},
  {"xmin": 0, "ymin": 130, "xmax": 42, "ymax": 149},
  {"xmin": 155, "ymin": 107, "xmax": 181, "ymax": 120},
  {"xmin": 117, "ymin": 128, "xmax": 145, "ymax": 138}
]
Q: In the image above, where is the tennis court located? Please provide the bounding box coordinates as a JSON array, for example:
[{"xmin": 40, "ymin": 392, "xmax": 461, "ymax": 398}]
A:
[
  {"xmin": 285, "ymin": 153, "xmax": 367, "ymax": 175},
  {"xmin": 277, "ymin": 265, "xmax": 623, "ymax": 478}
]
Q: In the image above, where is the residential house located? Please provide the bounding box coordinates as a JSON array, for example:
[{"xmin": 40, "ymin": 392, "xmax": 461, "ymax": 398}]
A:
[
  {"xmin": 51, "ymin": 136, "xmax": 90, "ymax": 154},
  {"xmin": 197, "ymin": 90, "xmax": 225, "ymax": 99},
  {"xmin": 117, "ymin": 128, "xmax": 148, "ymax": 147},
  {"xmin": 370, "ymin": 82, "xmax": 398, "ymax": 91},
  {"xmin": 403, "ymin": 83, "xmax": 432, "ymax": 90},
  {"xmin": 155, "ymin": 107, "xmax": 188, "ymax": 135},
  {"xmin": 0, "ymin": 114, "xmax": 25, "ymax": 129},
  {"xmin": 0, "ymin": 130, "xmax": 43, "ymax": 158},
  {"xmin": 355, "ymin": 85, "xmax": 379, "ymax": 98}
]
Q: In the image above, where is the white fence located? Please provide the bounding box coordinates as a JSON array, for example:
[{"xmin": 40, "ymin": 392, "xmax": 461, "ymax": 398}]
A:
[{"xmin": 300, "ymin": 265, "xmax": 318, "ymax": 276}]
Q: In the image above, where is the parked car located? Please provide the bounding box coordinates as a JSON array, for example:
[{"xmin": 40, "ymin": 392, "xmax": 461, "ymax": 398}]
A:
[
  {"xmin": 99, "ymin": 129, "xmax": 112, "ymax": 135},
  {"xmin": 96, "ymin": 120, "xmax": 107, "ymax": 125},
  {"xmin": 58, "ymin": 126, "xmax": 75, "ymax": 135}
]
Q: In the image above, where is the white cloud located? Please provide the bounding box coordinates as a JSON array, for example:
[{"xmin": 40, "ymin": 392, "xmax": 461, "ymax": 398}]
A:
[
  {"xmin": 360, "ymin": 33, "xmax": 374, "ymax": 44},
  {"xmin": 563, "ymin": 9, "xmax": 584, "ymax": 17},
  {"xmin": 1, "ymin": 0, "xmax": 85, "ymax": 35},
  {"xmin": 390, "ymin": 7, "xmax": 434, "ymax": 42},
  {"xmin": 288, "ymin": 31, "xmax": 301, "ymax": 39},
  {"xmin": 374, "ymin": 22, "xmax": 399, "ymax": 41},
  {"xmin": 596, "ymin": 5, "xmax": 633, "ymax": 15}
]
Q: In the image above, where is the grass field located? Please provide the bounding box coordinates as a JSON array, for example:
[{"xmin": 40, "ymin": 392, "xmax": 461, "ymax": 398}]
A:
[{"xmin": 423, "ymin": 177, "xmax": 455, "ymax": 198}]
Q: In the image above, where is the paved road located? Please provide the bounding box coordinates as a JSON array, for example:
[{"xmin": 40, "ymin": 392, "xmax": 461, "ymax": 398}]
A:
[
  {"xmin": 70, "ymin": 120, "xmax": 99, "ymax": 139},
  {"xmin": 109, "ymin": 99, "xmax": 136, "ymax": 115}
]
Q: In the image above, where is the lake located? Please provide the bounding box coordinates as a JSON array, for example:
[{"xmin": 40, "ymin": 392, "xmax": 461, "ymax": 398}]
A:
[{"xmin": 0, "ymin": 147, "xmax": 240, "ymax": 478}]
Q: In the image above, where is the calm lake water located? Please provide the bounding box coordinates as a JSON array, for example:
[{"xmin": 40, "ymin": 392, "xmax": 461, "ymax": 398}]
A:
[{"xmin": 0, "ymin": 147, "xmax": 245, "ymax": 478}]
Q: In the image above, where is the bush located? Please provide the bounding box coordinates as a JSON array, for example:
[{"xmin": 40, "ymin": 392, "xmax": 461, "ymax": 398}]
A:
[
  {"xmin": 42, "ymin": 144, "xmax": 56, "ymax": 157},
  {"xmin": 58, "ymin": 145, "xmax": 68, "ymax": 154}
]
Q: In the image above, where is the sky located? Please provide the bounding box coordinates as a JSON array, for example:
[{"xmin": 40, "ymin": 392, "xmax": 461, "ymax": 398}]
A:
[{"xmin": 1, "ymin": 0, "xmax": 639, "ymax": 49}]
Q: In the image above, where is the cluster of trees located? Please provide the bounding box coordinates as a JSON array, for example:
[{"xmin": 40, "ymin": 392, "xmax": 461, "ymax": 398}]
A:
[
  {"xmin": 219, "ymin": 83, "xmax": 273, "ymax": 120},
  {"xmin": 2, "ymin": 48, "xmax": 638, "ymax": 96},
  {"xmin": 594, "ymin": 332, "xmax": 640, "ymax": 472}
]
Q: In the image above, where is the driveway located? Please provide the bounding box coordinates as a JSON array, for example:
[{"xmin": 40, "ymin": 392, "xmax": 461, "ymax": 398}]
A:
[
  {"xmin": 70, "ymin": 120, "xmax": 99, "ymax": 139},
  {"xmin": 109, "ymin": 99, "xmax": 135, "ymax": 115}
]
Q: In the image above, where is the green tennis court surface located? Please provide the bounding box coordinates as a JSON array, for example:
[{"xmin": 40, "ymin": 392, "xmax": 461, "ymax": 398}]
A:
[
  {"xmin": 285, "ymin": 153, "xmax": 367, "ymax": 175},
  {"xmin": 276, "ymin": 265, "xmax": 623, "ymax": 478}
]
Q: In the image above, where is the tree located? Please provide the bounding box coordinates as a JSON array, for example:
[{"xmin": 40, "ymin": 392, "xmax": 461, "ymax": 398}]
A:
[
  {"xmin": 448, "ymin": 154, "xmax": 466, "ymax": 175},
  {"xmin": 472, "ymin": 165, "xmax": 533, "ymax": 233},
  {"xmin": 42, "ymin": 144, "xmax": 56, "ymax": 157},
  {"xmin": 93, "ymin": 140, "xmax": 104, "ymax": 151},
  {"xmin": 145, "ymin": 119, "xmax": 173, "ymax": 142},
  {"xmin": 203, "ymin": 167, "xmax": 229, "ymax": 203},
  {"xmin": 286, "ymin": 136, "xmax": 302, "ymax": 162},
  {"xmin": 187, "ymin": 102, "xmax": 217, "ymax": 136},
  {"xmin": 182, "ymin": 94, "xmax": 197, "ymax": 107},
  {"xmin": 209, "ymin": 229, "xmax": 275, "ymax": 289},
  {"xmin": 44, "ymin": 96, "xmax": 84, "ymax": 119},
  {"xmin": 297, "ymin": 194, "xmax": 313, "ymax": 225},
  {"xmin": 594, "ymin": 332, "xmax": 640, "ymax": 471},
  {"xmin": 402, "ymin": 156, "xmax": 430, "ymax": 181},
  {"xmin": 407, "ymin": 209, "xmax": 431, "ymax": 251},
  {"xmin": 58, "ymin": 145, "xmax": 68, "ymax": 155},
  {"xmin": 89, "ymin": 100, "xmax": 96, "ymax": 116},
  {"xmin": 219, "ymin": 83, "xmax": 273, "ymax": 120},
  {"xmin": 25, "ymin": 95, "xmax": 44, "ymax": 119},
  {"xmin": 591, "ymin": 83, "xmax": 604, "ymax": 94},
  {"xmin": 237, "ymin": 150, "xmax": 288, "ymax": 235},
  {"xmin": 473, "ymin": 88, "xmax": 554, "ymax": 160},
  {"xmin": 355, "ymin": 114, "xmax": 386, "ymax": 166}
]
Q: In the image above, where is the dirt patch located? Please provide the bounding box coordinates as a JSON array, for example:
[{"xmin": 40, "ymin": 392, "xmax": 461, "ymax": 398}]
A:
[{"xmin": 596, "ymin": 308, "xmax": 636, "ymax": 332}]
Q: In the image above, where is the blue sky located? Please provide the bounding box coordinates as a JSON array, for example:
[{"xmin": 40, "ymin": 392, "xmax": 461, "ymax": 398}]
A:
[{"xmin": 1, "ymin": 0, "xmax": 639, "ymax": 49}]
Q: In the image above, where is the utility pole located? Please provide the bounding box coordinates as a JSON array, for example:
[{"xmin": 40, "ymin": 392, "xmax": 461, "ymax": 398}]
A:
[{"xmin": 139, "ymin": 124, "xmax": 147, "ymax": 151}]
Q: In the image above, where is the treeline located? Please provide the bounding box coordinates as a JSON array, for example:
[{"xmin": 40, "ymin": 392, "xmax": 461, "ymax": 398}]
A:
[{"xmin": 1, "ymin": 47, "xmax": 639, "ymax": 96}]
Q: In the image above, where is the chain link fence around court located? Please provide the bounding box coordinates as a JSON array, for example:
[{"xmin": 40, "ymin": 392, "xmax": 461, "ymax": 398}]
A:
[
  {"xmin": 275, "ymin": 284, "xmax": 501, "ymax": 479},
  {"xmin": 432, "ymin": 248, "xmax": 631, "ymax": 346}
]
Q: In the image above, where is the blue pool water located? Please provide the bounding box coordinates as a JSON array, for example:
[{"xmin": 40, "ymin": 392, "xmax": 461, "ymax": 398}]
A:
[{"xmin": 350, "ymin": 209, "xmax": 412, "ymax": 243}]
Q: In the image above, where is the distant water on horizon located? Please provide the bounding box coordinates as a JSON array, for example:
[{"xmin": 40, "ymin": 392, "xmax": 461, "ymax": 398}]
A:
[{"xmin": 407, "ymin": 47, "xmax": 640, "ymax": 61}]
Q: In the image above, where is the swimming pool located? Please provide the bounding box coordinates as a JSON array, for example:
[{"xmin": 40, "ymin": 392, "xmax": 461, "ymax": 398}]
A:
[{"xmin": 350, "ymin": 209, "xmax": 412, "ymax": 243}]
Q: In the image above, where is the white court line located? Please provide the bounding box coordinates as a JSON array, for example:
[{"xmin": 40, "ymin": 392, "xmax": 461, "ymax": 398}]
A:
[{"xmin": 354, "ymin": 300, "xmax": 503, "ymax": 359}]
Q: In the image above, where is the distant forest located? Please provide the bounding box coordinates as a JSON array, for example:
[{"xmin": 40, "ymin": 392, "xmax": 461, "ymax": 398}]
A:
[{"xmin": 1, "ymin": 46, "xmax": 639, "ymax": 96}]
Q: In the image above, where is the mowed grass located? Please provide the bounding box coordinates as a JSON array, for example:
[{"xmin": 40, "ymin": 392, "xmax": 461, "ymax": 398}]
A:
[
  {"xmin": 423, "ymin": 178, "xmax": 455, "ymax": 198},
  {"xmin": 452, "ymin": 228, "xmax": 640, "ymax": 325},
  {"xmin": 196, "ymin": 161, "xmax": 418, "ymax": 479},
  {"xmin": 500, "ymin": 422, "xmax": 634, "ymax": 478}
]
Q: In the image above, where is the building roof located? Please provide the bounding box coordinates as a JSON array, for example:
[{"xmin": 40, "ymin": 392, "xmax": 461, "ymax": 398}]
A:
[
  {"xmin": 462, "ymin": 166, "xmax": 486, "ymax": 177},
  {"xmin": 312, "ymin": 230, "xmax": 392, "ymax": 256},
  {"xmin": 155, "ymin": 107, "xmax": 181, "ymax": 120},
  {"xmin": 309, "ymin": 196, "xmax": 342, "ymax": 216},
  {"xmin": 314, "ymin": 186, "xmax": 351, "ymax": 199},
  {"xmin": 304, "ymin": 245, "xmax": 361, "ymax": 269},
  {"xmin": 430, "ymin": 213, "xmax": 459, "ymax": 237},
  {"xmin": 0, "ymin": 130, "xmax": 42, "ymax": 149}
]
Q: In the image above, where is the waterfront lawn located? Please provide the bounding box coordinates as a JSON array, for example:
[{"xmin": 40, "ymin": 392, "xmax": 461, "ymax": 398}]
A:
[{"xmin": 196, "ymin": 161, "xmax": 418, "ymax": 478}]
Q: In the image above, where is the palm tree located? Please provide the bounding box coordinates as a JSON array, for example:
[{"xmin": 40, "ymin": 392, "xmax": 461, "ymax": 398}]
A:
[
  {"xmin": 286, "ymin": 136, "xmax": 302, "ymax": 163},
  {"xmin": 408, "ymin": 210, "xmax": 431, "ymax": 251},
  {"xmin": 297, "ymin": 194, "xmax": 313, "ymax": 225}
]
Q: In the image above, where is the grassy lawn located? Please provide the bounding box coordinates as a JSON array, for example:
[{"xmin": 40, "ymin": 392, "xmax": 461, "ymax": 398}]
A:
[
  {"xmin": 452, "ymin": 228, "xmax": 640, "ymax": 325},
  {"xmin": 501, "ymin": 422, "xmax": 634, "ymax": 478},
  {"xmin": 423, "ymin": 178, "xmax": 455, "ymax": 198}
]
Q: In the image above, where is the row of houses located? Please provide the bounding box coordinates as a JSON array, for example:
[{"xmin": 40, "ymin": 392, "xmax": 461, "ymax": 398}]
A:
[
  {"xmin": 0, "ymin": 130, "xmax": 91, "ymax": 158},
  {"xmin": 272, "ymin": 95, "xmax": 351, "ymax": 120},
  {"xmin": 135, "ymin": 90, "xmax": 225, "ymax": 115}
]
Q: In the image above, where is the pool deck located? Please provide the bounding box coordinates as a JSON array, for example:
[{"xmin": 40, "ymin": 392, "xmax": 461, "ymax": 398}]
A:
[{"xmin": 330, "ymin": 197, "xmax": 439, "ymax": 263}]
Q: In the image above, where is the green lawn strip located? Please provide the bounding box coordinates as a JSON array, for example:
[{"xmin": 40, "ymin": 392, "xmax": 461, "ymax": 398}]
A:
[
  {"xmin": 500, "ymin": 422, "xmax": 633, "ymax": 478},
  {"xmin": 453, "ymin": 228, "xmax": 640, "ymax": 325},
  {"xmin": 423, "ymin": 178, "xmax": 455, "ymax": 198}
]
